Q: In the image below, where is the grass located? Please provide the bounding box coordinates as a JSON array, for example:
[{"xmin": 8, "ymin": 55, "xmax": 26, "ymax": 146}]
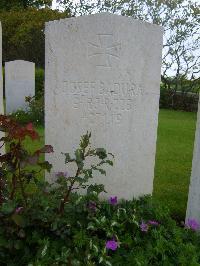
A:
[
  {"xmin": 153, "ymin": 109, "xmax": 197, "ymax": 220},
  {"xmin": 24, "ymin": 109, "xmax": 197, "ymax": 221}
]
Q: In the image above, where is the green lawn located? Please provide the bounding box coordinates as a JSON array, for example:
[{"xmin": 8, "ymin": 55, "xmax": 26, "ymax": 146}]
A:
[
  {"xmin": 153, "ymin": 109, "xmax": 197, "ymax": 220},
  {"xmin": 28, "ymin": 109, "xmax": 197, "ymax": 220}
]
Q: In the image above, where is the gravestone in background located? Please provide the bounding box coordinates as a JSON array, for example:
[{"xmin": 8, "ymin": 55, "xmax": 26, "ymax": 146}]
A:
[
  {"xmin": 45, "ymin": 13, "xmax": 163, "ymax": 199},
  {"xmin": 5, "ymin": 60, "xmax": 35, "ymax": 113},
  {"xmin": 186, "ymin": 99, "xmax": 200, "ymax": 224},
  {"xmin": 0, "ymin": 22, "xmax": 5, "ymax": 155}
]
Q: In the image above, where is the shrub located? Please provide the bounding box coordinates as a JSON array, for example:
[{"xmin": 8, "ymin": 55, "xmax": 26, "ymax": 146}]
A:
[
  {"xmin": 11, "ymin": 95, "xmax": 44, "ymax": 125},
  {"xmin": 0, "ymin": 8, "xmax": 70, "ymax": 67},
  {"xmin": 35, "ymin": 67, "xmax": 44, "ymax": 98},
  {"xmin": 159, "ymin": 80, "xmax": 199, "ymax": 112}
]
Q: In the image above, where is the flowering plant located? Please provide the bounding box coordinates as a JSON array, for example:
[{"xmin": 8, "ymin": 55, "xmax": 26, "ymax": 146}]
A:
[
  {"xmin": 56, "ymin": 131, "xmax": 114, "ymax": 214},
  {"xmin": 0, "ymin": 115, "xmax": 53, "ymax": 206}
]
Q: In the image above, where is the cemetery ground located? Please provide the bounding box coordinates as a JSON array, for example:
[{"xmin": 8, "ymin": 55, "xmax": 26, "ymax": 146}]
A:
[{"xmin": 26, "ymin": 109, "xmax": 197, "ymax": 221}]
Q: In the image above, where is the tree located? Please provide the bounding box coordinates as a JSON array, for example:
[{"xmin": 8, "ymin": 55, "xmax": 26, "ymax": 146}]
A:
[
  {"xmin": 0, "ymin": 0, "xmax": 53, "ymax": 10},
  {"xmin": 58, "ymin": 0, "xmax": 200, "ymax": 97},
  {"xmin": 0, "ymin": 8, "xmax": 70, "ymax": 67}
]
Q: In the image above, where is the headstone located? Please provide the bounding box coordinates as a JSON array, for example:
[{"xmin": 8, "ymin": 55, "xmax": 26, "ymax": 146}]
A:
[
  {"xmin": 186, "ymin": 98, "xmax": 200, "ymax": 223},
  {"xmin": 0, "ymin": 22, "xmax": 5, "ymax": 155},
  {"xmin": 45, "ymin": 13, "xmax": 163, "ymax": 199},
  {"xmin": 5, "ymin": 60, "xmax": 35, "ymax": 113}
]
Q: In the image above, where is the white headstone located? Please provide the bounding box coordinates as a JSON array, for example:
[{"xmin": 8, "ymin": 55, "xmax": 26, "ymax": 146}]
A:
[
  {"xmin": 45, "ymin": 13, "xmax": 163, "ymax": 199},
  {"xmin": 186, "ymin": 99, "xmax": 200, "ymax": 223},
  {"xmin": 0, "ymin": 22, "xmax": 5, "ymax": 155},
  {"xmin": 5, "ymin": 60, "xmax": 35, "ymax": 113}
]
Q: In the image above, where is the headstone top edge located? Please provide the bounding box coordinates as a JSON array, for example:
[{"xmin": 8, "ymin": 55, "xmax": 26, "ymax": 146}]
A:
[
  {"xmin": 45, "ymin": 12, "xmax": 163, "ymax": 32},
  {"xmin": 5, "ymin": 60, "xmax": 35, "ymax": 65}
]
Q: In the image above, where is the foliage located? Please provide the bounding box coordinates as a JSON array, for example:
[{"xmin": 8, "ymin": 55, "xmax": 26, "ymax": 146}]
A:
[
  {"xmin": 160, "ymin": 77, "xmax": 199, "ymax": 111},
  {"xmin": 0, "ymin": 8, "xmax": 70, "ymax": 67},
  {"xmin": 58, "ymin": 0, "xmax": 200, "ymax": 93},
  {"xmin": 0, "ymin": 0, "xmax": 52, "ymax": 10},
  {"xmin": 0, "ymin": 115, "xmax": 200, "ymax": 265},
  {"xmin": 10, "ymin": 67, "xmax": 45, "ymax": 125},
  {"xmin": 0, "ymin": 115, "xmax": 52, "ymax": 204},
  {"xmin": 22, "ymin": 109, "xmax": 196, "ymax": 221},
  {"xmin": 35, "ymin": 67, "xmax": 44, "ymax": 98},
  {"xmin": 11, "ymin": 95, "xmax": 44, "ymax": 125}
]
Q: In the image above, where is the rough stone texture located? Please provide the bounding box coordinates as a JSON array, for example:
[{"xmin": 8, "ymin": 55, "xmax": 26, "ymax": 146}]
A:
[
  {"xmin": 5, "ymin": 60, "xmax": 35, "ymax": 113},
  {"xmin": 0, "ymin": 22, "xmax": 4, "ymax": 155},
  {"xmin": 186, "ymin": 99, "xmax": 200, "ymax": 224},
  {"xmin": 45, "ymin": 13, "xmax": 163, "ymax": 199}
]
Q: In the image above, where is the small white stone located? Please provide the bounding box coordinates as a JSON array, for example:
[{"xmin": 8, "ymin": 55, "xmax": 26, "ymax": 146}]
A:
[{"xmin": 5, "ymin": 60, "xmax": 35, "ymax": 113}]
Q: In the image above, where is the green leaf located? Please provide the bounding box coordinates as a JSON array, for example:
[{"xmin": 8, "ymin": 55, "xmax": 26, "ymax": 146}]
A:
[
  {"xmin": 80, "ymin": 132, "xmax": 91, "ymax": 149},
  {"xmin": 105, "ymin": 160, "xmax": 113, "ymax": 166},
  {"xmin": 1, "ymin": 201, "xmax": 16, "ymax": 214},
  {"xmin": 11, "ymin": 214, "xmax": 25, "ymax": 227},
  {"xmin": 96, "ymin": 148, "xmax": 107, "ymax": 159},
  {"xmin": 63, "ymin": 152, "xmax": 73, "ymax": 164},
  {"xmin": 0, "ymin": 236, "xmax": 8, "ymax": 247},
  {"xmin": 75, "ymin": 176, "xmax": 85, "ymax": 184},
  {"xmin": 75, "ymin": 149, "xmax": 84, "ymax": 169},
  {"xmin": 95, "ymin": 168, "xmax": 106, "ymax": 175},
  {"xmin": 83, "ymin": 169, "xmax": 93, "ymax": 179},
  {"xmin": 87, "ymin": 184, "xmax": 106, "ymax": 195},
  {"xmin": 38, "ymin": 161, "xmax": 52, "ymax": 173},
  {"xmin": 41, "ymin": 244, "xmax": 48, "ymax": 257}
]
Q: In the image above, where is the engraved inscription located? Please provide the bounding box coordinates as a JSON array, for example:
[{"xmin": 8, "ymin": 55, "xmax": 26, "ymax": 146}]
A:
[
  {"xmin": 88, "ymin": 34, "xmax": 121, "ymax": 68},
  {"xmin": 60, "ymin": 80, "xmax": 147, "ymax": 127}
]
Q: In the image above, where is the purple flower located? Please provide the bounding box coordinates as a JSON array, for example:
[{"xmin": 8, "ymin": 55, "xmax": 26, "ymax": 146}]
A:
[
  {"xmin": 15, "ymin": 207, "xmax": 23, "ymax": 214},
  {"xmin": 106, "ymin": 240, "xmax": 118, "ymax": 251},
  {"xmin": 185, "ymin": 218, "xmax": 200, "ymax": 231},
  {"xmin": 140, "ymin": 221, "xmax": 149, "ymax": 232},
  {"xmin": 109, "ymin": 196, "xmax": 118, "ymax": 206},
  {"xmin": 87, "ymin": 201, "xmax": 97, "ymax": 212},
  {"xmin": 148, "ymin": 220, "xmax": 159, "ymax": 226},
  {"xmin": 55, "ymin": 171, "xmax": 68, "ymax": 178}
]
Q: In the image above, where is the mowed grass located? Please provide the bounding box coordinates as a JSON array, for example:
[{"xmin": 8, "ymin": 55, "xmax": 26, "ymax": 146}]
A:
[
  {"xmin": 153, "ymin": 109, "xmax": 197, "ymax": 220},
  {"xmin": 26, "ymin": 110, "xmax": 197, "ymax": 220}
]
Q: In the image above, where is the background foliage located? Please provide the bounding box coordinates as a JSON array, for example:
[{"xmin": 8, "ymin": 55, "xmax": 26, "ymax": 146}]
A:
[
  {"xmin": 0, "ymin": 8, "xmax": 70, "ymax": 67},
  {"xmin": 0, "ymin": 0, "xmax": 199, "ymax": 111},
  {"xmin": 0, "ymin": 0, "xmax": 52, "ymax": 10}
]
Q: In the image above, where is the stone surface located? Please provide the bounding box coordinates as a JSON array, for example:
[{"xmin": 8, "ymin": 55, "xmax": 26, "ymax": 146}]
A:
[
  {"xmin": 186, "ymin": 99, "xmax": 200, "ymax": 224},
  {"xmin": 5, "ymin": 60, "xmax": 35, "ymax": 113},
  {"xmin": 0, "ymin": 22, "xmax": 5, "ymax": 155},
  {"xmin": 45, "ymin": 13, "xmax": 163, "ymax": 199}
]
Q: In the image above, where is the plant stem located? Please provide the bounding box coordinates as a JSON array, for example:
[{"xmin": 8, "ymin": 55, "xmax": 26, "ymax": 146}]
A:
[
  {"xmin": 18, "ymin": 140, "xmax": 27, "ymax": 206},
  {"xmin": 59, "ymin": 167, "xmax": 81, "ymax": 214}
]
